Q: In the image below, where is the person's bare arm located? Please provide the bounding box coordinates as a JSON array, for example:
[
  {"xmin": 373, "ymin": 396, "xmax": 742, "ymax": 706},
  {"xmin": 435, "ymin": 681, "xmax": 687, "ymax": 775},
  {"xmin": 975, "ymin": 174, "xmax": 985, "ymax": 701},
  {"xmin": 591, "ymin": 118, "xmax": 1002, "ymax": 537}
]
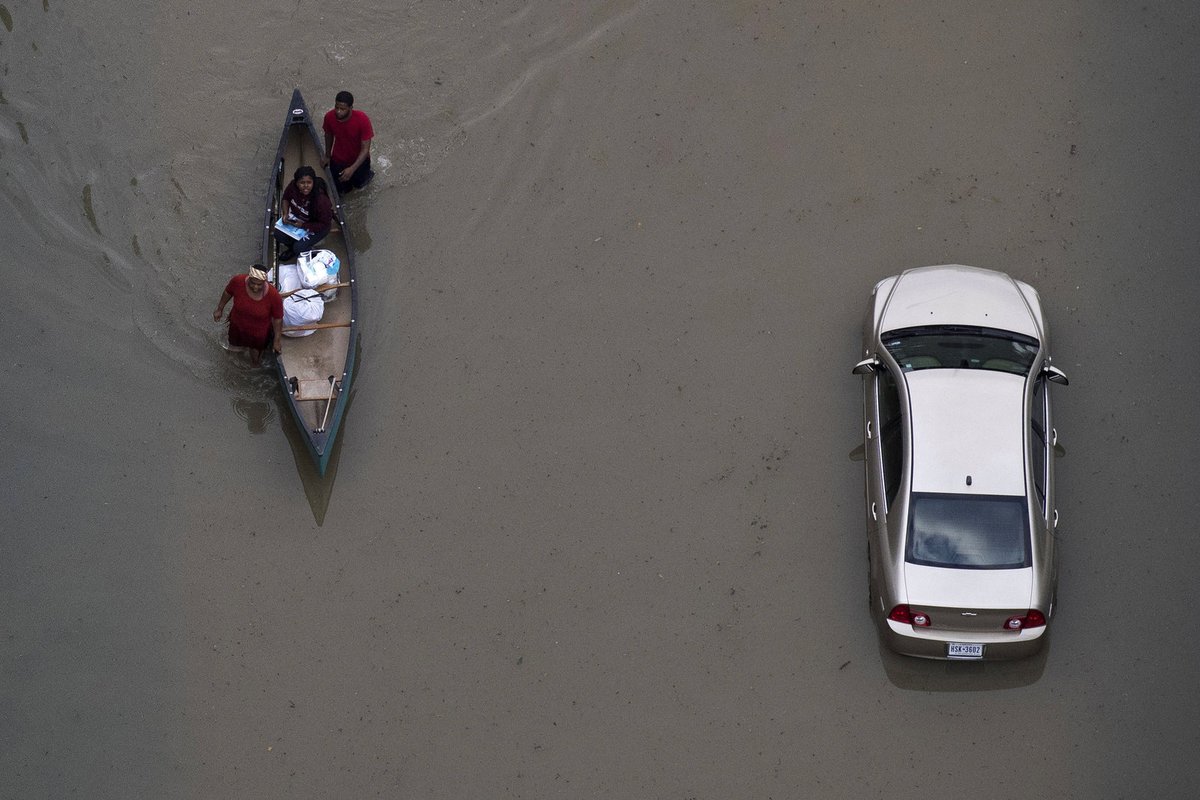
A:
[
  {"xmin": 340, "ymin": 139, "xmax": 372, "ymax": 182},
  {"xmin": 213, "ymin": 290, "xmax": 232, "ymax": 321}
]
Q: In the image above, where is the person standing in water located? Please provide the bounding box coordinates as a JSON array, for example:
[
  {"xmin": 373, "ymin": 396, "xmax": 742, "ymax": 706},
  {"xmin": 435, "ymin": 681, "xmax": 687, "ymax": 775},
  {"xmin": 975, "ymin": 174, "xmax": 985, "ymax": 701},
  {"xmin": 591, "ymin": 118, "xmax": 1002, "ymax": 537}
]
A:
[
  {"xmin": 213, "ymin": 264, "xmax": 284, "ymax": 366},
  {"xmin": 322, "ymin": 90, "xmax": 375, "ymax": 194}
]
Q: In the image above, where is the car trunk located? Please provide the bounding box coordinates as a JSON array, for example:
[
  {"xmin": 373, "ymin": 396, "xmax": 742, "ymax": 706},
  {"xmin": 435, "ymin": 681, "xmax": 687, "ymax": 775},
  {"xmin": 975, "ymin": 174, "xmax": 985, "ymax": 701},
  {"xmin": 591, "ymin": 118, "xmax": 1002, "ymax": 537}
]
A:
[{"xmin": 903, "ymin": 563, "xmax": 1034, "ymax": 632}]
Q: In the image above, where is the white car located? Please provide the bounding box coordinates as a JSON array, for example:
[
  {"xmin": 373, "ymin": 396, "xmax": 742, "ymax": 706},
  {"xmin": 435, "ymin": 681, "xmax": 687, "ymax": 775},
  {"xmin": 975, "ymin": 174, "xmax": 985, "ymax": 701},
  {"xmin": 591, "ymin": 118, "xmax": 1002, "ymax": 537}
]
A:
[{"xmin": 852, "ymin": 265, "xmax": 1068, "ymax": 660}]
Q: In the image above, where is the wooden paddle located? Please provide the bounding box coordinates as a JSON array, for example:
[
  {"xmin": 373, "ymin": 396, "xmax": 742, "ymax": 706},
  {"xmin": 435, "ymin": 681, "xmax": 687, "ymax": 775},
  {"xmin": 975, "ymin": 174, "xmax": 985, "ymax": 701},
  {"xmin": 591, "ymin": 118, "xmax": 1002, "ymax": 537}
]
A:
[{"xmin": 318, "ymin": 376, "xmax": 337, "ymax": 433}]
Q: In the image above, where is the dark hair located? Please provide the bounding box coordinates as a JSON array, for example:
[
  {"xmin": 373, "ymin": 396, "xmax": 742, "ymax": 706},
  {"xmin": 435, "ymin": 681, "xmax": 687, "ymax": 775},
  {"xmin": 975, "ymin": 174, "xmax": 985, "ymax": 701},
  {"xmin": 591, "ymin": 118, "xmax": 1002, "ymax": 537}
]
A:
[
  {"xmin": 335, "ymin": 90, "xmax": 354, "ymax": 106},
  {"xmin": 313, "ymin": 176, "xmax": 330, "ymax": 198},
  {"xmin": 293, "ymin": 165, "xmax": 317, "ymax": 183}
]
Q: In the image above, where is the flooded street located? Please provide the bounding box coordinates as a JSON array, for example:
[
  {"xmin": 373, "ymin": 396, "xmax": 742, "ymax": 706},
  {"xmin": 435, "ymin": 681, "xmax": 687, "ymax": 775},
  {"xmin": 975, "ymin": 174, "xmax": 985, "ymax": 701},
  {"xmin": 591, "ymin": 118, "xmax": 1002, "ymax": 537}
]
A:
[{"xmin": 3, "ymin": 2, "xmax": 1199, "ymax": 797}]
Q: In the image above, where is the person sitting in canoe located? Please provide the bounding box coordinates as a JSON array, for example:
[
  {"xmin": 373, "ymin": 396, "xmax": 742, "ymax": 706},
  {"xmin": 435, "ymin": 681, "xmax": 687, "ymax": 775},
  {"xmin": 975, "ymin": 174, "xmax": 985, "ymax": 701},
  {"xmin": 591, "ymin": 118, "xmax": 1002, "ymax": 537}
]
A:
[
  {"xmin": 212, "ymin": 264, "xmax": 284, "ymax": 366},
  {"xmin": 273, "ymin": 165, "xmax": 333, "ymax": 261}
]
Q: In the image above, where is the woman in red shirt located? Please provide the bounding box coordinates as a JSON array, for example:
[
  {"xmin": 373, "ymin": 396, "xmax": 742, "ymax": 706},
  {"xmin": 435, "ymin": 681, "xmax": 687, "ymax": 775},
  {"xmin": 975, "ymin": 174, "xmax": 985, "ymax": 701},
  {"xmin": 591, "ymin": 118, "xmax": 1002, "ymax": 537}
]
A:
[{"xmin": 213, "ymin": 265, "xmax": 284, "ymax": 366}]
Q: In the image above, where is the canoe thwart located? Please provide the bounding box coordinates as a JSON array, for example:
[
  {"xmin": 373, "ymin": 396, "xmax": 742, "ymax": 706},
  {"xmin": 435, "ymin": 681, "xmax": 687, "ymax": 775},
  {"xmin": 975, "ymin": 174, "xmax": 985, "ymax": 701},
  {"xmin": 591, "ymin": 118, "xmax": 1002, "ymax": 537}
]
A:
[
  {"xmin": 281, "ymin": 320, "xmax": 354, "ymax": 332},
  {"xmin": 280, "ymin": 281, "xmax": 351, "ymax": 299}
]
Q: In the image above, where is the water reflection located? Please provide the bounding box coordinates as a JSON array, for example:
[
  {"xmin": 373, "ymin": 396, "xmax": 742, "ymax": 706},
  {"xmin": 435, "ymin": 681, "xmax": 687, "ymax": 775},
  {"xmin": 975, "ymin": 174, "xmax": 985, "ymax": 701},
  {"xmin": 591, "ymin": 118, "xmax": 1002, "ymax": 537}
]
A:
[
  {"xmin": 217, "ymin": 340, "xmax": 280, "ymax": 433},
  {"xmin": 230, "ymin": 396, "xmax": 272, "ymax": 435},
  {"xmin": 878, "ymin": 636, "xmax": 1049, "ymax": 691},
  {"xmin": 343, "ymin": 201, "xmax": 373, "ymax": 253}
]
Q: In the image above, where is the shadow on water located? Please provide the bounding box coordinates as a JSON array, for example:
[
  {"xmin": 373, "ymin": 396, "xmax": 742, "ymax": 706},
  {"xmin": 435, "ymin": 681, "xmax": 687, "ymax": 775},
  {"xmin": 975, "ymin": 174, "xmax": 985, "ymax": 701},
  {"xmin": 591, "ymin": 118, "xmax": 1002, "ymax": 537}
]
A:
[
  {"xmin": 273, "ymin": 335, "xmax": 363, "ymax": 525},
  {"xmin": 273, "ymin": 388, "xmax": 355, "ymax": 526},
  {"xmin": 877, "ymin": 635, "xmax": 1050, "ymax": 691},
  {"xmin": 218, "ymin": 344, "xmax": 347, "ymax": 525},
  {"xmin": 221, "ymin": 330, "xmax": 362, "ymax": 524}
]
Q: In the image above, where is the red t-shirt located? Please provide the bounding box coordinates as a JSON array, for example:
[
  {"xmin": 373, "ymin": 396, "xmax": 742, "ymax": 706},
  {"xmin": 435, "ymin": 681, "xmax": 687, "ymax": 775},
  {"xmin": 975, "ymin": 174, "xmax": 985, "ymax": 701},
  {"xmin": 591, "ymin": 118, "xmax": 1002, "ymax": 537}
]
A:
[
  {"xmin": 224, "ymin": 275, "xmax": 283, "ymax": 348},
  {"xmin": 323, "ymin": 108, "xmax": 374, "ymax": 164}
]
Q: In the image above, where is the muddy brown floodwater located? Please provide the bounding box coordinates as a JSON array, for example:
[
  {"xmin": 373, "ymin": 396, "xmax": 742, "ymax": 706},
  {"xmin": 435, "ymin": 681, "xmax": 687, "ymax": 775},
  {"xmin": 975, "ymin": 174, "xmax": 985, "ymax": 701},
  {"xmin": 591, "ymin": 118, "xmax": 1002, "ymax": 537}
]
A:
[{"xmin": 3, "ymin": 2, "xmax": 1199, "ymax": 798}]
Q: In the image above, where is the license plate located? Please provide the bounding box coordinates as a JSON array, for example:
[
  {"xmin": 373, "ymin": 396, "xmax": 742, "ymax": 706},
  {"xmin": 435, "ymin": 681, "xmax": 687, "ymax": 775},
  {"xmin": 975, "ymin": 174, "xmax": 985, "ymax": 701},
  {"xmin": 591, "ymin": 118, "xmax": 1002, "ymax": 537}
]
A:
[{"xmin": 947, "ymin": 642, "xmax": 984, "ymax": 659}]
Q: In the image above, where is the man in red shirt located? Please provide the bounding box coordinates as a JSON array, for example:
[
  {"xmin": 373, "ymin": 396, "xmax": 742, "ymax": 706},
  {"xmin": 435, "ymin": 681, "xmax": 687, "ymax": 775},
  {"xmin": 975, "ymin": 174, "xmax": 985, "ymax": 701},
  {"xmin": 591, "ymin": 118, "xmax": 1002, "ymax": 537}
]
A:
[{"xmin": 322, "ymin": 90, "xmax": 375, "ymax": 194}]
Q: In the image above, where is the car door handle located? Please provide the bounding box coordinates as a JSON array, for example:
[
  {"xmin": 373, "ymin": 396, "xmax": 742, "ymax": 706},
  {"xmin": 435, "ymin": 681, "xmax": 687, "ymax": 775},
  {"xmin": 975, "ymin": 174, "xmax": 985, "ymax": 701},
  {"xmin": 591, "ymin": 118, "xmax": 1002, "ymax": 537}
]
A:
[
  {"xmin": 866, "ymin": 421, "xmax": 873, "ymax": 440},
  {"xmin": 871, "ymin": 502, "xmax": 878, "ymax": 522},
  {"xmin": 1052, "ymin": 427, "xmax": 1058, "ymax": 446},
  {"xmin": 1053, "ymin": 508, "xmax": 1059, "ymax": 529}
]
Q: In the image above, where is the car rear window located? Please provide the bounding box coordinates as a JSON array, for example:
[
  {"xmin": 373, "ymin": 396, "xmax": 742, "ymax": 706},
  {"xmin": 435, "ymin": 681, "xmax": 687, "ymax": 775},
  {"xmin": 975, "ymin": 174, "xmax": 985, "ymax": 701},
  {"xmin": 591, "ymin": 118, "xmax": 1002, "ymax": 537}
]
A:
[
  {"xmin": 906, "ymin": 493, "xmax": 1031, "ymax": 569},
  {"xmin": 882, "ymin": 325, "xmax": 1039, "ymax": 375}
]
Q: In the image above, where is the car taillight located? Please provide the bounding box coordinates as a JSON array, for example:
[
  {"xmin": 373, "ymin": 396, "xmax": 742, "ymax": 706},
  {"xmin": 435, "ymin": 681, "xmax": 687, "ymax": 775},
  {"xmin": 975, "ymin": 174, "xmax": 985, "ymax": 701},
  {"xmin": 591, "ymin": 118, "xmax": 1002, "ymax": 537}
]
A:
[
  {"xmin": 1003, "ymin": 610, "xmax": 1047, "ymax": 630},
  {"xmin": 888, "ymin": 605, "xmax": 931, "ymax": 627}
]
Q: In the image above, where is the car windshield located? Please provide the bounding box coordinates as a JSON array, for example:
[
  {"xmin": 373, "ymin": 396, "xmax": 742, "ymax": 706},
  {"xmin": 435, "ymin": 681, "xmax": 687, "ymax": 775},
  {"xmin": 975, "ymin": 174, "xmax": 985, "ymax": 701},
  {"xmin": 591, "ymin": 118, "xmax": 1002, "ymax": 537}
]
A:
[
  {"xmin": 906, "ymin": 493, "xmax": 1031, "ymax": 569},
  {"xmin": 882, "ymin": 325, "xmax": 1039, "ymax": 375}
]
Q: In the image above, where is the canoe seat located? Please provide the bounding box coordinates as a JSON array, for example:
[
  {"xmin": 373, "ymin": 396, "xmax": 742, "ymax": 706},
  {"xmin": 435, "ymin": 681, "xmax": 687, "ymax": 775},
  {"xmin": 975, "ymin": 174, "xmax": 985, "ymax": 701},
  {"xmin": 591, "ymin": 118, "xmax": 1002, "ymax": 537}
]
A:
[{"xmin": 292, "ymin": 378, "xmax": 340, "ymax": 402}]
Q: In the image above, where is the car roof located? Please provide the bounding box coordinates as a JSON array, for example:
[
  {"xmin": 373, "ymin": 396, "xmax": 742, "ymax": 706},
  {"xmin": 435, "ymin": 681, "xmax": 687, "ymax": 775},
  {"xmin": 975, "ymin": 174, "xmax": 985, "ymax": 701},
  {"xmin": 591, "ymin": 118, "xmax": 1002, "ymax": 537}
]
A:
[
  {"xmin": 905, "ymin": 368, "xmax": 1027, "ymax": 495},
  {"xmin": 879, "ymin": 264, "xmax": 1041, "ymax": 339}
]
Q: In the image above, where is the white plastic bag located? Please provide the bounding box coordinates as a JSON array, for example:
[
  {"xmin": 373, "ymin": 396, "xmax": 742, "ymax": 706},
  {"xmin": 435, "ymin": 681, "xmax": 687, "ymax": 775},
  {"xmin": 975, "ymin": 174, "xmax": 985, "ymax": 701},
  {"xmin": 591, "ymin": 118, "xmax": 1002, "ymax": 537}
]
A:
[
  {"xmin": 282, "ymin": 289, "xmax": 324, "ymax": 337},
  {"xmin": 271, "ymin": 262, "xmax": 304, "ymax": 295},
  {"xmin": 297, "ymin": 249, "xmax": 341, "ymax": 299}
]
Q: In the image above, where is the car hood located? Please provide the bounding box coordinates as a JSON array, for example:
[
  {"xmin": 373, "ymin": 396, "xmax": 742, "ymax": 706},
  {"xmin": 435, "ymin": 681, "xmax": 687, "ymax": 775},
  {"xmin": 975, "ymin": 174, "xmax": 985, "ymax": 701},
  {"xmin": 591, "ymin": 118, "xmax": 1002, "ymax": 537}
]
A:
[
  {"xmin": 903, "ymin": 563, "xmax": 1034, "ymax": 610},
  {"xmin": 879, "ymin": 264, "xmax": 1041, "ymax": 339}
]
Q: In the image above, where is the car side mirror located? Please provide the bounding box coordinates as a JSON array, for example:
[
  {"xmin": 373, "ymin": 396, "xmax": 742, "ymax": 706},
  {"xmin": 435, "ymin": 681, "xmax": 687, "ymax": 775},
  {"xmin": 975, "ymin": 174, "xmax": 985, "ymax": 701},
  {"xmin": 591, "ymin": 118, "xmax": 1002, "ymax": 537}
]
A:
[
  {"xmin": 1043, "ymin": 364, "xmax": 1069, "ymax": 386},
  {"xmin": 852, "ymin": 357, "xmax": 878, "ymax": 375}
]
